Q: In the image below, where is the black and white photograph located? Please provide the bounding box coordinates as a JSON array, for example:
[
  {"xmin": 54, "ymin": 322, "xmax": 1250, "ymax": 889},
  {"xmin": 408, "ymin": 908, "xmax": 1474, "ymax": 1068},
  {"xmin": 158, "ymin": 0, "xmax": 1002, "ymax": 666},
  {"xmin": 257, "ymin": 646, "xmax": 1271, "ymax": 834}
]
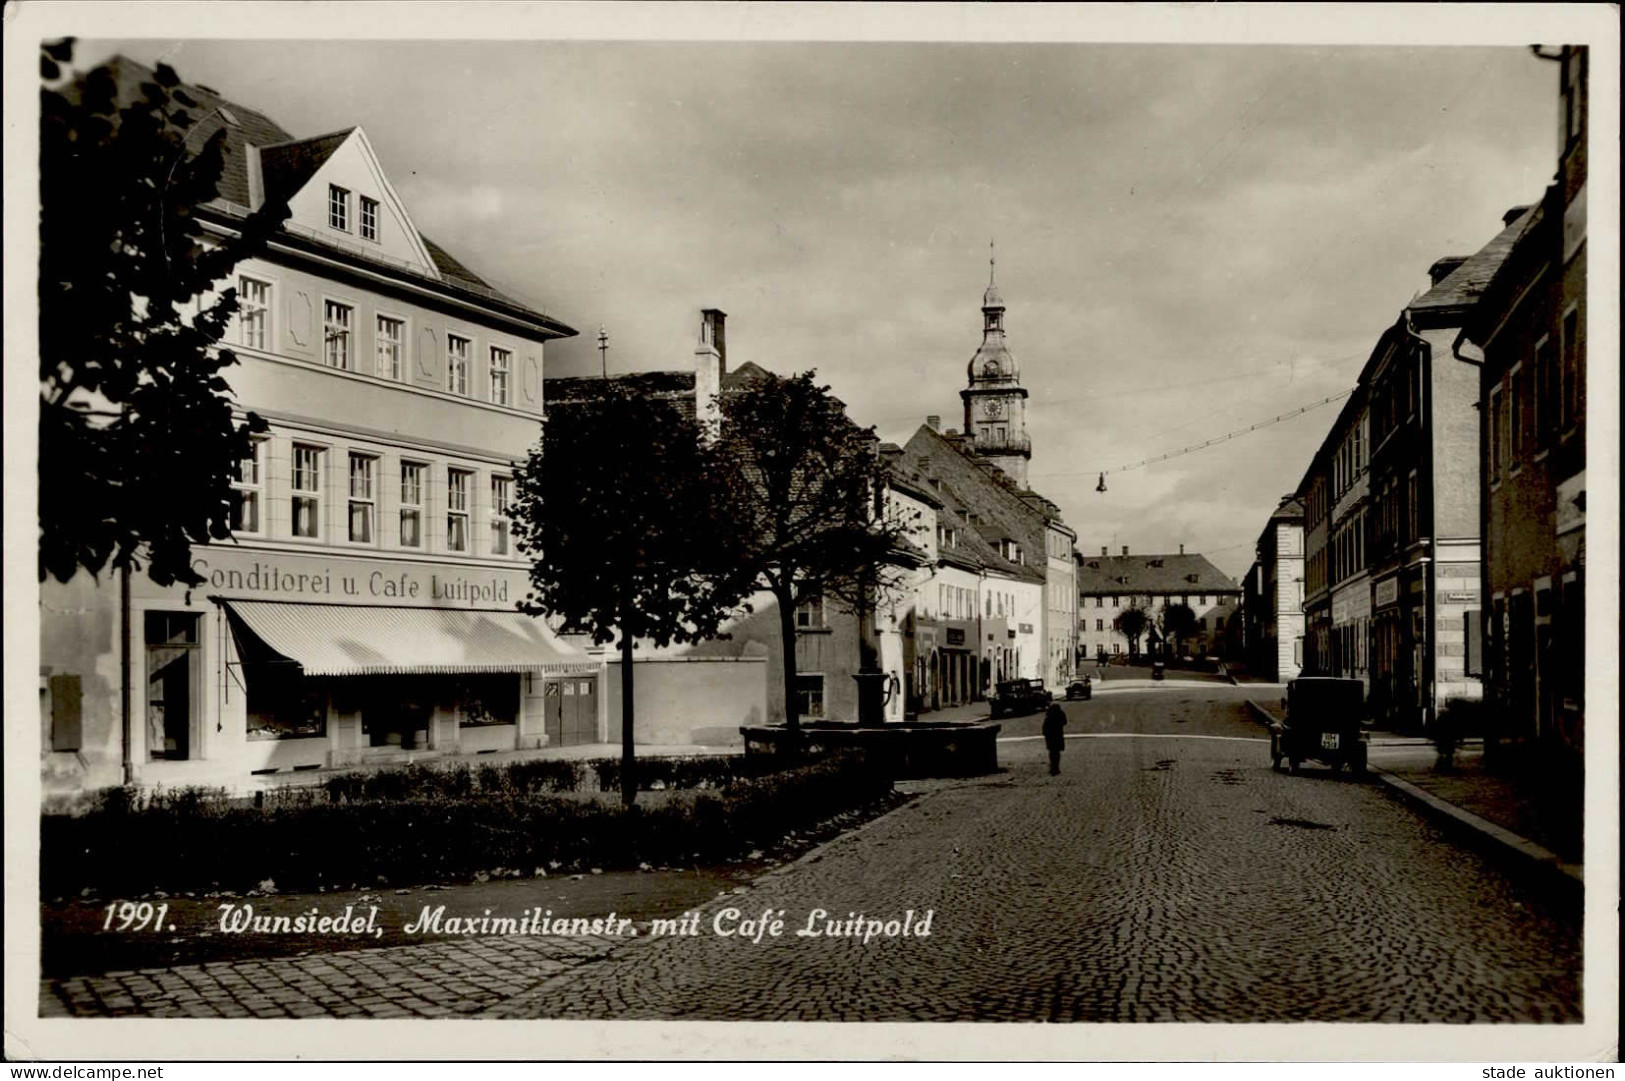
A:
[{"xmin": 4, "ymin": 1, "xmax": 1618, "ymax": 1064}]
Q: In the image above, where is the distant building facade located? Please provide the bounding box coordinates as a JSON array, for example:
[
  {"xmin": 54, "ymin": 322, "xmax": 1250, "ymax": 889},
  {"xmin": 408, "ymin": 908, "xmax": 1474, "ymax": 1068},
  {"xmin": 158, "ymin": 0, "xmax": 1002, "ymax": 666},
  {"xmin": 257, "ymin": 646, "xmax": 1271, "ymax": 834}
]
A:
[
  {"xmin": 1299, "ymin": 389, "xmax": 1373, "ymax": 689},
  {"xmin": 902, "ymin": 422, "xmax": 1051, "ymax": 706},
  {"xmin": 1075, "ymin": 546, "xmax": 1241, "ymax": 660},
  {"xmin": 1361, "ymin": 213, "xmax": 1527, "ymax": 727},
  {"xmin": 1456, "ymin": 45, "xmax": 1588, "ymax": 763},
  {"xmin": 1246, "ymin": 498, "xmax": 1305, "ymax": 682}
]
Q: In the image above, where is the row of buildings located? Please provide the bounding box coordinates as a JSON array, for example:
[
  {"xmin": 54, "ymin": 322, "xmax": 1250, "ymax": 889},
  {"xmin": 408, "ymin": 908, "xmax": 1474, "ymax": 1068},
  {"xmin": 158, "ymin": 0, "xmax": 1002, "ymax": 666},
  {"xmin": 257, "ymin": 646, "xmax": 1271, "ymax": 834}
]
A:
[
  {"xmin": 1241, "ymin": 47, "xmax": 1589, "ymax": 769},
  {"xmin": 40, "ymin": 57, "xmax": 1113, "ymax": 794}
]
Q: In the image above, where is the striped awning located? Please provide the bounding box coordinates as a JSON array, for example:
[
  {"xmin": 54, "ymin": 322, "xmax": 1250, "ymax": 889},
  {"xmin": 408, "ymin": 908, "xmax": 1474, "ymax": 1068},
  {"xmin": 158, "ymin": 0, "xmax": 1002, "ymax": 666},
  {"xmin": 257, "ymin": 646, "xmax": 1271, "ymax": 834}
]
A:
[{"xmin": 222, "ymin": 601, "xmax": 600, "ymax": 677}]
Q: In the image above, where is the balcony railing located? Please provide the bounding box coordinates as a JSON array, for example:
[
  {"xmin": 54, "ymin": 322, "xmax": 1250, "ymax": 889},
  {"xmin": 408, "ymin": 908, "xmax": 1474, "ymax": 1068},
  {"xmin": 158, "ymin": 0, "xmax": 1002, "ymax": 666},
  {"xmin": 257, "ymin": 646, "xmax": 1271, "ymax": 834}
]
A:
[{"xmin": 973, "ymin": 433, "xmax": 1032, "ymax": 455}]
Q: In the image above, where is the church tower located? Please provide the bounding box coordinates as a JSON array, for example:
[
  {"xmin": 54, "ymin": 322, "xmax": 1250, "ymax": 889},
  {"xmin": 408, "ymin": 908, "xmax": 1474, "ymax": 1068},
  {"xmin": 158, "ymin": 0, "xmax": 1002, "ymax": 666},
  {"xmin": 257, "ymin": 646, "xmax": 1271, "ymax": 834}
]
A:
[{"xmin": 960, "ymin": 245, "xmax": 1031, "ymax": 488}]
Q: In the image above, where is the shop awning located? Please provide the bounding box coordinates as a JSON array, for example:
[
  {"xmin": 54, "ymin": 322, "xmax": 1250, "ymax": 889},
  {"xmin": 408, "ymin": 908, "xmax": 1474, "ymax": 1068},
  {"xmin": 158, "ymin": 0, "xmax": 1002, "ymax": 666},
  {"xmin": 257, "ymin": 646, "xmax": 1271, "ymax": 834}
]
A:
[{"xmin": 221, "ymin": 601, "xmax": 601, "ymax": 677}]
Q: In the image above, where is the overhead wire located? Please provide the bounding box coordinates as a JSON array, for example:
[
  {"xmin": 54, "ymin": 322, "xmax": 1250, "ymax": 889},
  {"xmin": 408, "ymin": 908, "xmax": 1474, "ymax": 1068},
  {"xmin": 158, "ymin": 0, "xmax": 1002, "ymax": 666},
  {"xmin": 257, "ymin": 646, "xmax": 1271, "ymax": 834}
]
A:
[{"xmin": 1030, "ymin": 387, "xmax": 1355, "ymax": 481}]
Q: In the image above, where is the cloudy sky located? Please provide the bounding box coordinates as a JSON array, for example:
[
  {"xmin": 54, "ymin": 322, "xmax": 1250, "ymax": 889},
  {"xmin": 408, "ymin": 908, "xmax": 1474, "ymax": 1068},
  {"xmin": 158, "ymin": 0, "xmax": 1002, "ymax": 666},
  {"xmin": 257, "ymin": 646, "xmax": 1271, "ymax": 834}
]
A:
[{"xmin": 82, "ymin": 23, "xmax": 1564, "ymax": 580}]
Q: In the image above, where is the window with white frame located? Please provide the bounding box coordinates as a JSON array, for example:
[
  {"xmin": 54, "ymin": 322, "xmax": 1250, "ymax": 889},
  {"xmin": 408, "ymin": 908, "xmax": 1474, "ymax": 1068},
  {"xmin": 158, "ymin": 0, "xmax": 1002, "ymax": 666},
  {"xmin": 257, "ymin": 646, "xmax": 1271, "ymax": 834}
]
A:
[
  {"xmin": 359, "ymin": 196, "xmax": 379, "ymax": 242},
  {"xmin": 292, "ymin": 445, "xmax": 323, "ymax": 538},
  {"xmin": 328, "ymin": 185, "xmax": 349, "ymax": 231},
  {"xmin": 399, "ymin": 461, "xmax": 425, "ymax": 548},
  {"xmin": 447, "ymin": 468, "xmax": 472, "ymax": 552},
  {"xmin": 376, "ymin": 315, "xmax": 405, "ymax": 380},
  {"xmin": 447, "ymin": 334, "xmax": 471, "ymax": 396},
  {"xmin": 230, "ymin": 437, "xmax": 265, "ymax": 534},
  {"xmin": 348, "ymin": 454, "xmax": 376, "ymax": 543},
  {"xmin": 324, "ymin": 301, "xmax": 353, "ymax": 370},
  {"xmin": 238, "ymin": 276, "xmax": 271, "ymax": 350},
  {"xmin": 489, "ymin": 346, "xmax": 511, "ymax": 406},
  {"xmin": 490, "ymin": 475, "xmax": 512, "ymax": 556}
]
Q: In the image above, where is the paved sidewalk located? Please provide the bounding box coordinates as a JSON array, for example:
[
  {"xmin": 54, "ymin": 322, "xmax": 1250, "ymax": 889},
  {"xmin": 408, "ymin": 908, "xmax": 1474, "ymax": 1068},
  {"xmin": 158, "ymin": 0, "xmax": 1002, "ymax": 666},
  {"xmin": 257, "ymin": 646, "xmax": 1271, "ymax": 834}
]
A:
[
  {"xmin": 1244, "ymin": 699, "xmax": 1582, "ymax": 888},
  {"xmin": 42, "ymin": 931, "xmax": 623, "ymax": 1018}
]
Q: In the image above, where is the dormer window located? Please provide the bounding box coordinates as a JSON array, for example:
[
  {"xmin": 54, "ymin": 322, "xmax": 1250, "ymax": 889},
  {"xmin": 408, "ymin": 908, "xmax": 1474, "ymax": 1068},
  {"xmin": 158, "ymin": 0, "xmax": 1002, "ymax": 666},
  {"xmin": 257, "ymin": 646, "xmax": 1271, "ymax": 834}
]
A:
[
  {"xmin": 359, "ymin": 196, "xmax": 379, "ymax": 242},
  {"xmin": 328, "ymin": 185, "xmax": 350, "ymax": 231}
]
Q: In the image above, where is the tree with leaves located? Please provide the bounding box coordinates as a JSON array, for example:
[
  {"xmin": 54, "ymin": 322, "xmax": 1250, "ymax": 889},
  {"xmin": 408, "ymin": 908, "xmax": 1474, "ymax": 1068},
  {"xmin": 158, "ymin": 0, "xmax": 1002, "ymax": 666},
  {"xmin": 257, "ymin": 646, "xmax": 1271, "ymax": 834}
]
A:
[
  {"xmin": 1114, "ymin": 604, "xmax": 1150, "ymax": 660},
  {"xmin": 39, "ymin": 40, "xmax": 289, "ymax": 587},
  {"xmin": 1158, "ymin": 602, "xmax": 1199, "ymax": 658},
  {"xmin": 717, "ymin": 370, "xmax": 919, "ymax": 739},
  {"xmin": 510, "ymin": 383, "xmax": 748, "ymax": 807}
]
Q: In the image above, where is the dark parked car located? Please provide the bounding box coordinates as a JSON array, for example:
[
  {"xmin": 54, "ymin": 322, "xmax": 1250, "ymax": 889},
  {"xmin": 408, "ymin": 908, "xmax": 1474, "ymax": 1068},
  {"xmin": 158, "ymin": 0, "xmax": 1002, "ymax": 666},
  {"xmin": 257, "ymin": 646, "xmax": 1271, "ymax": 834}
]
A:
[
  {"xmin": 1270, "ymin": 676, "xmax": 1369, "ymax": 775},
  {"xmin": 990, "ymin": 678, "xmax": 1053, "ymax": 718}
]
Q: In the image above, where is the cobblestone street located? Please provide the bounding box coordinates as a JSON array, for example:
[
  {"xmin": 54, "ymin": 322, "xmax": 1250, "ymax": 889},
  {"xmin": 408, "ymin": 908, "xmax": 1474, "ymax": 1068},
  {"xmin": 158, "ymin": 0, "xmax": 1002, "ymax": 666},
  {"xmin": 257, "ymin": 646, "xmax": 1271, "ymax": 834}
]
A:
[{"xmin": 43, "ymin": 688, "xmax": 1582, "ymax": 1022}]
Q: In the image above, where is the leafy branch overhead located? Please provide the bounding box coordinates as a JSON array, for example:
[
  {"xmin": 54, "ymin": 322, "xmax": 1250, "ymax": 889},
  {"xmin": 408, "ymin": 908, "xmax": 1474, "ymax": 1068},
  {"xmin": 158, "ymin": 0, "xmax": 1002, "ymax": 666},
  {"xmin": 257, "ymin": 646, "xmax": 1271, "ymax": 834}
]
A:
[
  {"xmin": 717, "ymin": 370, "xmax": 922, "ymax": 732},
  {"xmin": 510, "ymin": 383, "xmax": 751, "ymax": 806},
  {"xmin": 510, "ymin": 382, "xmax": 748, "ymax": 651},
  {"xmin": 38, "ymin": 41, "xmax": 289, "ymax": 587}
]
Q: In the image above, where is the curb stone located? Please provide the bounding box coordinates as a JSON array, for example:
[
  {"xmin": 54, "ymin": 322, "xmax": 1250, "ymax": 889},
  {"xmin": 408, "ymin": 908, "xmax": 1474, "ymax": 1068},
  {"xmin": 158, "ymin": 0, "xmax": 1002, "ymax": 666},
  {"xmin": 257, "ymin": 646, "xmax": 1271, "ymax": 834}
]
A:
[
  {"xmin": 1367, "ymin": 765, "xmax": 1583, "ymax": 895},
  {"xmin": 1245, "ymin": 699, "xmax": 1582, "ymax": 898}
]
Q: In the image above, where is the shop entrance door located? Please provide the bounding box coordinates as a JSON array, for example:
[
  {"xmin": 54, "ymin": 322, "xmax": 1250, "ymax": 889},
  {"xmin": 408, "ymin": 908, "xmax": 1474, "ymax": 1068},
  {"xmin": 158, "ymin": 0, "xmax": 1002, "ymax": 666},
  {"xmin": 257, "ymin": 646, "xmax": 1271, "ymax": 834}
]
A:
[{"xmin": 545, "ymin": 676, "xmax": 599, "ymax": 746}]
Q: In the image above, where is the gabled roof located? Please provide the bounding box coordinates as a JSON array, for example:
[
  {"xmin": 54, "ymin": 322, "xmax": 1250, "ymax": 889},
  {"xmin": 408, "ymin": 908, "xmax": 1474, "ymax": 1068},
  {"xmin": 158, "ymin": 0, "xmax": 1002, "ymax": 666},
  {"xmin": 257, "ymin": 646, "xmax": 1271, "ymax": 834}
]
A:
[
  {"xmin": 89, "ymin": 55, "xmax": 573, "ymax": 339},
  {"xmin": 1408, "ymin": 206, "xmax": 1538, "ymax": 325},
  {"xmin": 258, "ymin": 129, "xmax": 353, "ymax": 204},
  {"xmin": 1074, "ymin": 553, "xmax": 1240, "ymax": 595},
  {"xmin": 722, "ymin": 360, "xmax": 774, "ymax": 391},
  {"xmin": 932, "ymin": 482, "xmax": 1042, "ymax": 584},
  {"xmin": 94, "ymin": 55, "xmax": 295, "ymax": 208},
  {"xmin": 902, "ymin": 423, "xmax": 1066, "ymax": 576},
  {"xmin": 1461, "ymin": 190, "xmax": 1560, "ymax": 349}
]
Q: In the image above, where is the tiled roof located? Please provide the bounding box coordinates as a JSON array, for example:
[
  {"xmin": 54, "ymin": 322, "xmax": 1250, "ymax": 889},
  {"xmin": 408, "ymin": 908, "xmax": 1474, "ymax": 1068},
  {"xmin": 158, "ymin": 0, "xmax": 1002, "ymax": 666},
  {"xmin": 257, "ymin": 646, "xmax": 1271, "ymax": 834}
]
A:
[
  {"xmin": 92, "ymin": 55, "xmax": 566, "ymax": 335},
  {"xmin": 543, "ymin": 371, "xmax": 700, "ymax": 424},
  {"xmin": 902, "ymin": 424, "xmax": 1060, "ymax": 584},
  {"xmin": 1462, "ymin": 190, "xmax": 1558, "ymax": 344},
  {"xmin": 1271, "ymin": 496, "xmax": 1304, "ymax": 521},
  {"xmin": 721, "ymin": 360, "xmax": 774, "ymax": 391},
  {"xmin": 258, "ymin": 129, "xmax": 352, "ymax": 205},
  {"xmin": 1408, "ymin": 207, "xmax": 1539, "ymax": 323},
  {"xmin": 1074, "ymin": 553, "xmax": 1240, "ymax": 595},
  {"xmin": 545, "ymin": 371, "xmax": 697, "ymax": 402},
  {"xmin": 97, "ymin": 55, "xmax": 295, "ymax": 209}
]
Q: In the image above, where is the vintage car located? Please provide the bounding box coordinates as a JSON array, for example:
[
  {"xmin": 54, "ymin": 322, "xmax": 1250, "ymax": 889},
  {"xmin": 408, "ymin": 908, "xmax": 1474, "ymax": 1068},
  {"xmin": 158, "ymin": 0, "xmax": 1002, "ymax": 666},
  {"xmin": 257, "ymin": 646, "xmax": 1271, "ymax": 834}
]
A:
[
  {"xmin": 1064, "ymin": 676, "xmax": 1093, "ymax": 701},
  {"xmin": 1270, "ymin": 676, "xmax": 1369, "ymax": 775},
  {"xmin": 989, "ymin": 678, "xmax": 1053, "ymax": 718}
]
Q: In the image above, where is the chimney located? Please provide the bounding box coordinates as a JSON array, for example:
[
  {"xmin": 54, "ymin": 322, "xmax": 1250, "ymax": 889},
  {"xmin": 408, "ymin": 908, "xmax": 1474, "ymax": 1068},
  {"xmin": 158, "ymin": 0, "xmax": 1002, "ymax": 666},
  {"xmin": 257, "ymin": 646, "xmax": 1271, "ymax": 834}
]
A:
[
  {"xmin": 1179, "ymin": 543, "xmax": 1185, "ymax": 555},
  {"xmin": 1427, "ymin": 256, "xmax": 1468, "ymax": 286},
  {"xmin": 1121, "ymin": 545, "xmax": 1129, "ymax": 556},
  {"xmin": 926, "ymin": 414, "xmax": 941, "ymax": 432},
  {"xmin": 1502, "ymin": 205, "xmax": 1532, "ymax": 226},
  {"xmin": 694, "ymin": 308, "xmax": 727, "ymax": 433},
  {"xmin": 701, "ymin": 309, "xmax": 727, "ymax": 371},
  {"xmin": 1100, "ymin": 546, "xmax": 1108, "ymax": 557}
]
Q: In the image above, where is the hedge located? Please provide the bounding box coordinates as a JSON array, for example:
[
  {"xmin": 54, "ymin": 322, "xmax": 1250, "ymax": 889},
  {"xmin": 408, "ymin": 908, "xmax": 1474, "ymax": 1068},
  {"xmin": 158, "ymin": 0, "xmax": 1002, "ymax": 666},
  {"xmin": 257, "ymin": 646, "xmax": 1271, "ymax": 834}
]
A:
[{"xmin": 41, "ymin": 753, "xmax": 892, "ymax": 897}]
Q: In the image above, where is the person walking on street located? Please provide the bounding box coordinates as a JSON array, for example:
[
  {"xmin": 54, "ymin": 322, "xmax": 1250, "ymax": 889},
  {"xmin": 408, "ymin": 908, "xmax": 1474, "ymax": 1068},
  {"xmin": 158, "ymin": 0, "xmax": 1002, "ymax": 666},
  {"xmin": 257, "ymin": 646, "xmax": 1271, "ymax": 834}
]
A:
[{"xmin": 1042, "ymin": 702, "xmax": 1067, "ymax": 775}]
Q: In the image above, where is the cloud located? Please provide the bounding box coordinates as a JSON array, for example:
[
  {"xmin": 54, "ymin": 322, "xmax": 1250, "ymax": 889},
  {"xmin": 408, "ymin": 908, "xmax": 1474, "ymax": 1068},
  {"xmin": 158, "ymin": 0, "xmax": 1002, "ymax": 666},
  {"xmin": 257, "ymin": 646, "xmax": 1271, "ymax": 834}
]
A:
[{"xmin": 80, "ymin": 39, "xmax": 1560, "ymax": 576}]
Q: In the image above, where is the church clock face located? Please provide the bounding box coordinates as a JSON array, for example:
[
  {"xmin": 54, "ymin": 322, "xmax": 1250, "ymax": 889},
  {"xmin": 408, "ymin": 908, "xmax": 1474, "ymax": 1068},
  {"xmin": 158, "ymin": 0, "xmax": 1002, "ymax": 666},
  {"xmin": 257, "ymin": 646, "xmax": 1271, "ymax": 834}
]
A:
[{"xmin": 985, "ymin": 399, "xmax": 1004, "ymax": 418}]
